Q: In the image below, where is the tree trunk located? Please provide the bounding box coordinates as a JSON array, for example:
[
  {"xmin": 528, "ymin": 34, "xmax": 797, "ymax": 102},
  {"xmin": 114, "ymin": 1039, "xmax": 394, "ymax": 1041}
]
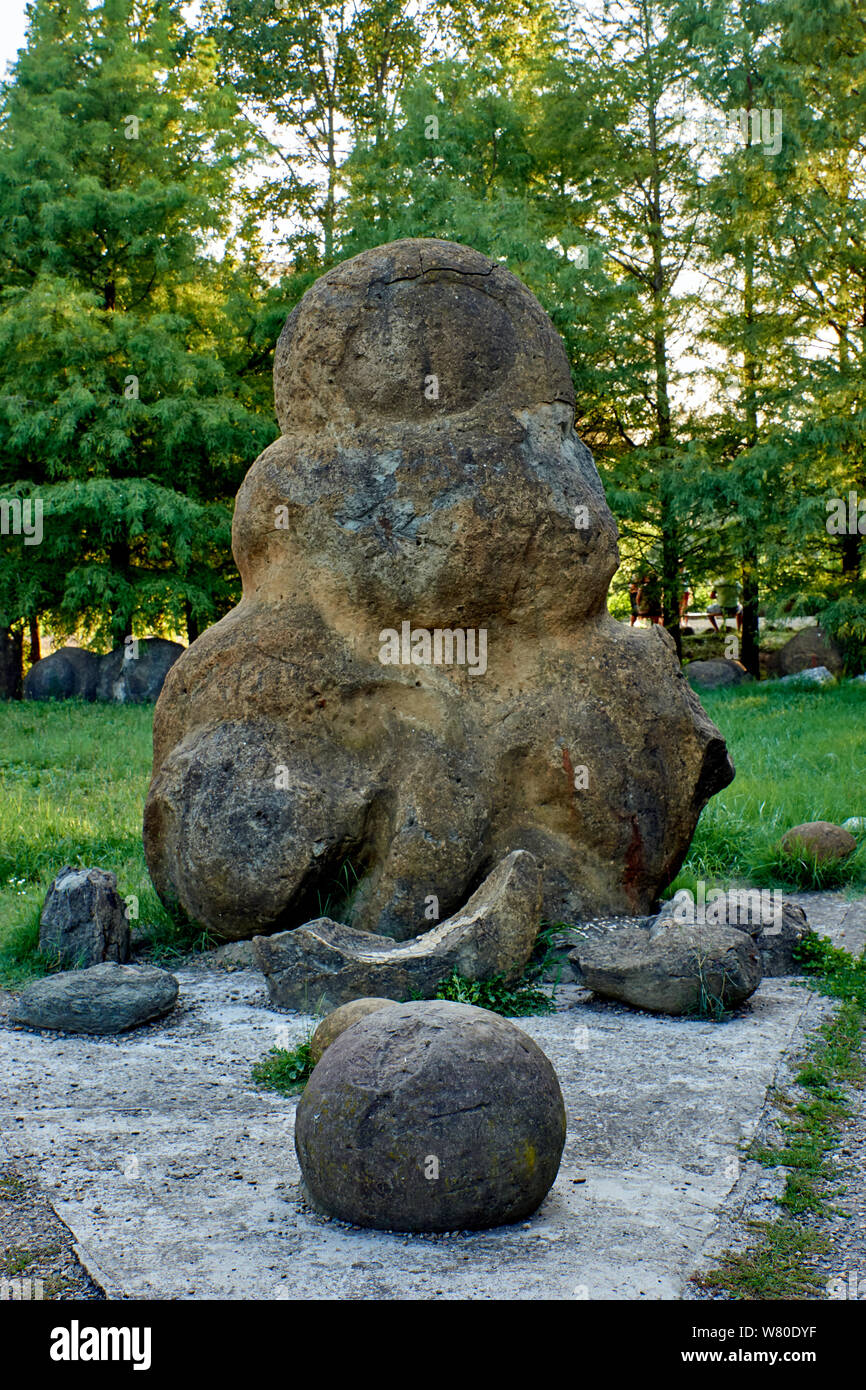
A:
[
  {"xmin": 108, "ymin": 539, "xmax": 133, "ymax": 645},
  {"xmin": 0, "ymin": 625, "xmax": 23, "ymax": 699},
  {"xmin": 841, "ymin": 531, "xmax": 861, "ymax": 576},
  {"xmin": 28, "ymin": 615, "xmax": 41, "ymax": 665},
  {"xmin": 644, "ymin": 63, "xmax": 681, "ymax": 661},
  {"xmin": 740, "ymin": 538, "xmax": 760, "ymax": 677},
  {"xmin": 185, "ymin": 601, "xmax": 200, "ymax": 644},
  {"xmin": 740, "ymin": 222, "xmax": 761, "ymax": 678}
]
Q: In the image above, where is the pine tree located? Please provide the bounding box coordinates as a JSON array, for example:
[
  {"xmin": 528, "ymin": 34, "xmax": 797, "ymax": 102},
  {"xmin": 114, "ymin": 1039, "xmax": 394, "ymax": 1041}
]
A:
[
  {"xmin": 0, "ymin": 0, "xmax": 275, "ymax": 694},
  {"xmin": 208, "ymin": 0, "xmax": 425, "ymax": 265}
]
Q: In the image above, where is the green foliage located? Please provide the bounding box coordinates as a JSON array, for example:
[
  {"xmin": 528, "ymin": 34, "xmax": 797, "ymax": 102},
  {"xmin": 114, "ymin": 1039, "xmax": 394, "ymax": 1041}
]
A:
[
  {"xmin": 251, "ymin": 1039, "xmax": 315, "ymax": 1095},
  {"xmin": 672, "ymin": 682, "xmax": 866, "ymax": 894},
  {"xmin": 433, "ymin": 968, "xmax": 554, "ymax": 1016},
  {"xmin": 209, "ymin": 0, "xmax": 424, "ymax": 262},
  {"xmin": 794, "ymin": 932, "xmax": 866, "ymax": 1011},
  {"xmin": 0, "ymin": 0, "xmax": 277, "ymax": 655},
  {"xmin": 0, "ymin": 699, "xmax": 175, "ymax": 984},
  {"xmin": 316, "ymin": 860, "xmax": 362, "ymax": 925},
  {"xmin": 694, "ymin": 1220, "xmax": 830, "ymax": 1300}
]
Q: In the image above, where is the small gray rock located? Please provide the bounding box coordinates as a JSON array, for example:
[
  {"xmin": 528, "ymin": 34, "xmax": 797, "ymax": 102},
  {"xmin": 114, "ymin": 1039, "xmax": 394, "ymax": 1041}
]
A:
[
  {"xmin": 685, "ymin": 658, "xmax": 753, "ymax": 688},
  {"xmin": 756, "ymin": 902, "xmax": 810, "ymax": 976},
  {"xmin": 569, "ymin": 915, "xmax": 762, "ymax": 1014},
  {"xmin": 779, "ymin": 665, "xmax": 835, "ymax": 685},
  {"xmin": 295, "ymin": 1000, "xmax": 566, "ymax": 1232},
  {"xmin": 10, "ymin": 962, "xmax": 179, "ymax": 1034},
  {"xmin": 651, "ymin": 891, "xmax": 809, "ymax": 977},
  {"xmin": 39, "ymin": 866, "xmax": 131, "ymax": 968}
]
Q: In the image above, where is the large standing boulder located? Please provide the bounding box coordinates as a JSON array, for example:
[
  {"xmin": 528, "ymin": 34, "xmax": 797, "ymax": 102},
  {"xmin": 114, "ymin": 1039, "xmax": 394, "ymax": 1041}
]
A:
[
  {"xmin": 96, "ymin": 637, "xmax": 184, "ymax": 704},
  {"xmin": 143, "ymin": 237, "xmax": 733, "ymax": 943},
  {"xmin": 569, "ymin": 914, "xmax": 762, "ymax": 1014},
  {"xmin": 39, "ymin": 866, "xmax": 131, "ymax": 968},
  {"xmin": 10, "ymin": 962, "xmax": 179, "ymax": 1035},
  {"xmin": 253, "ymin": 849, "xmax": 542, "ymax": 1010},
  {"xmin": 295, "ymin": 1000, "xmax": 566, "ymax": 1232},
  {"xmin": 24, "ymin": 647, "xmax": 101, "ymax": 701}
]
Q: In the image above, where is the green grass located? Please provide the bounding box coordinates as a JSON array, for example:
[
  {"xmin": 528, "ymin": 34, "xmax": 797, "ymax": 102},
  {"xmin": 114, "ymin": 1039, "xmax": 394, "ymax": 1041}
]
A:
[
  {"xmin": 250, "ymin": 1039, "xmax": 315, "ymax": 1095},
  {"xmin": 673, "ymin": 681, "xmax": 866, "ymax": 896},
  {"xmin": 1, "ymin": 1245, "xmax": 59, "ymax": 1277},
  {"xmin": 432, "ymin": 968, "xmax": 555, "ymax": 1016},
  {"xmin": 2, "ymin": 682, "xmax": 866, "ymax": 983},
  {"xmin": 0, "ymin": 700, "xmax": 179, "ymax": 983},
  {"xmin": 694, "ymin": 1221, "xmax": 831, "ymax": 1300},
  {"xmin": 694, "ymin": 932, "xmax": 866, "ymax": 1298},
  {"xmin": 430, "ymin": 923, "xmax": 566, "ymax": 1016}
]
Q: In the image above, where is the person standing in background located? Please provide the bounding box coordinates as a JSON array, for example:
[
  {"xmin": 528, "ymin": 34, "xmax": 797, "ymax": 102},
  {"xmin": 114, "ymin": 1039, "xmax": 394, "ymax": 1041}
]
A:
[
  {"xmin": 637, "ymin": 571, "xmax": 664, "ymax": 625},
  {"xmin": 628, "ymin": 574, "xmax": 640, "ymax": 626},
  {"xmin": 678, "ymin": 564, "xmax": 692, "ymax": 626},
  {"xmin": 707, "ymin": 578, "xmax": 741, "ymax": 632}
]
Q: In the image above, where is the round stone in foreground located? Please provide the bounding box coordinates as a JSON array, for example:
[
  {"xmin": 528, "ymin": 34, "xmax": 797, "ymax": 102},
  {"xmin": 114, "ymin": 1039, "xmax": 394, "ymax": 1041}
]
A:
[{"xmin": 295, "ymin": 1000, "xmax": 566, "ymax": 1233}]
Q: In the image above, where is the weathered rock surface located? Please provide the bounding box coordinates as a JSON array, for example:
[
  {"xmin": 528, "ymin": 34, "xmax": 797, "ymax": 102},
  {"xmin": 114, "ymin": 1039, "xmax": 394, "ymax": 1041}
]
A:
[
  {"xmin": 39, "ymin": 866, "xmax": 130, "ymax": 968},
  {"xmin": 651, "ymin": 891, "xmax": 809, "ymax": 978},
  {"xmin": 96, "ymin": 637, "xmax": 184, "ymax": 704},
  {"xmin": 295, "ymin": 1000, "xmax": 566, "ymax": 1232},
  {"xmin": 685, "ymin": 658, "xmax": 752, "ymax": 688},
  {"xmin": 10, "ymin": 962, "xmax": 179, "ymax": 1034},
  {"xmin": 752, "ymin": 901, "xmax": 810, "ymax": 976},
  {"xmin": 144, "ymin": 237, "xmax": 734, "ymax": 942},
  {"xmin": 24, "ymin": 647, "xmax": 101, "ymax": 701},
  {"xmin": 569, "ymin": 914, "xmax": 762, "ymax": 1014},
  {"xmin": 780, "ymin": 821, "xmax": 857, "ymax": 864},
  {"xmin": 309, "ymin": 997, "xmax": 394, "ymax": 1064},
  {"xmin": 253, "ymin": 849, "xmax": 542, "ymax": 1011}
]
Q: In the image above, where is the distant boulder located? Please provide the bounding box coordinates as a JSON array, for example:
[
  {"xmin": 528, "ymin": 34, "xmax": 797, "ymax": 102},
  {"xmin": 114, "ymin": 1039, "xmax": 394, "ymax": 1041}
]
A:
[
  {"xmin": 685, "ymin": 658, "xmax": 752, "ymax": 689},
  {"xmin": 24, "ymin": 637, "xmax": 184, "ymax": 704},
  {"xmin": 780, "ymin": 821, "xmax": 857, "ymax": 864},
  {"xmin": 96, "ymin": 637, "xmax": 184, "ymax": 704},
  {"xmin": 773, "ymin": 626, "xmax": 843, "ymax": 678},
  {"xmin": 24, "ymin": 647, "xmax": 101, "ymax": 701}
]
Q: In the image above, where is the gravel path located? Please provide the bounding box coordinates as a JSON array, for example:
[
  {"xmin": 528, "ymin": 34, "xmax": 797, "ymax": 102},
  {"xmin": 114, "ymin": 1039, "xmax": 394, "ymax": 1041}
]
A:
[
  {"xmin": 806, "ymin": 1083, "xmax": 866, "ymax": 1298},
  {"xmin": 1, "ymin": 891, "xmax": 864, "ymax": 1301},
  {"xmin": 685, "ymin": 891, "xmax": 866, "ymax": 1300},
  {"xmin": 0, "ymin": 1151, "xmax": 103, "ymax": 1301}
]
